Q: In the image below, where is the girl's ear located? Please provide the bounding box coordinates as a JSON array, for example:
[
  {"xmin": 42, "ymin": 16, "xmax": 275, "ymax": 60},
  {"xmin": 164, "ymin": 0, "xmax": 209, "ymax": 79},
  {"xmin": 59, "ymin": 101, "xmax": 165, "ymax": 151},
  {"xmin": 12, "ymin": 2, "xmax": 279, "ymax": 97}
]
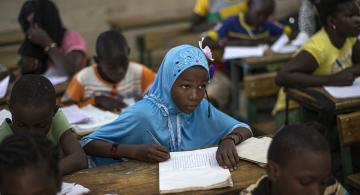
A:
[
  {"xmin": 267, "ymin": 160, "xmax": 280, "ymax": 182},
  {"xmin": 327, "ymin": 16, "xmax": 337, "ymax": 30}
]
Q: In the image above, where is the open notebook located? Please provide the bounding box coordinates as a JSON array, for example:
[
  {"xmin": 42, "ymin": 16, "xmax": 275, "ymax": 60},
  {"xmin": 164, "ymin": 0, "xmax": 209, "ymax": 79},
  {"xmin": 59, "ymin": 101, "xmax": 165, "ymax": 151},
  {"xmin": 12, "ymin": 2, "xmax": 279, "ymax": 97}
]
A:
[{"xmin": 159, "ymin": 136, "xmax": 272, "ymax": 193}]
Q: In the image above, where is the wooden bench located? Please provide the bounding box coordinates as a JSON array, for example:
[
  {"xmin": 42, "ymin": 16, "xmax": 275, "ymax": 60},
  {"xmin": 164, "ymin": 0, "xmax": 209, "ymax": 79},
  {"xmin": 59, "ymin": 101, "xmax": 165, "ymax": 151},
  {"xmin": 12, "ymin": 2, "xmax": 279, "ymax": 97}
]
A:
[
  {"xmin": 137, "ymin": 26, "xmax": 201, "ymax": 69},
  {"xmin": 243, "ymin": 72, "xmax": 280, "ymax": 124},
  {"xmin": 0, "ymin": 28, "xmax": 24, "ymax": 46},
  {"xmin": 337, "ymin": 111, "xmax": 360, "ymax": 192}
]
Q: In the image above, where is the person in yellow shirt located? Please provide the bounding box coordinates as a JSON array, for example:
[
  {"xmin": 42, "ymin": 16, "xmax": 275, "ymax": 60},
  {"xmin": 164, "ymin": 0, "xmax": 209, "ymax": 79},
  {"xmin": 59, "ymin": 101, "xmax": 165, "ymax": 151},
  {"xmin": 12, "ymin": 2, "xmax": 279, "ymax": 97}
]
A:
[
  {"xmin": 274, "ymin": 0, "xmax": 360, "ymax": 127},
  {"xmin": 190, "ymin": 0, "xmax": 248, "ymax": 32}
]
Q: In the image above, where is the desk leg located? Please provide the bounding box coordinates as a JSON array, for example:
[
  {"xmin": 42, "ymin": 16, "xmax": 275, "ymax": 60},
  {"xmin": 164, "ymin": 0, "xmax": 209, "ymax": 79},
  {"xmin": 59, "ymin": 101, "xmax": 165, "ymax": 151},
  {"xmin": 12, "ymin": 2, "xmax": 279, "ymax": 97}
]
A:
[{"xmin": 231, "ymin": 61, "xmax": 240, "ymax": 114}]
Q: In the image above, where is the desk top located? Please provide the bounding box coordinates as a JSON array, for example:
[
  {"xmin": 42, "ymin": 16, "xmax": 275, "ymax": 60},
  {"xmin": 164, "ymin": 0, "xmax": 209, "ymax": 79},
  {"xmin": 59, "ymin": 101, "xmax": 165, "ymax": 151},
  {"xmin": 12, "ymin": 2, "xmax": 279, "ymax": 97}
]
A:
[
  {"xmin": 241, "ymin": 50, "xmax": 294, "ymax": 65},
  {"xmin": 286, "ymin": 88, "xmax": 360, "ymax": 112},
  {"xmin": 63, "ymin": 159, "xmax": 265, "ymax": 194}
]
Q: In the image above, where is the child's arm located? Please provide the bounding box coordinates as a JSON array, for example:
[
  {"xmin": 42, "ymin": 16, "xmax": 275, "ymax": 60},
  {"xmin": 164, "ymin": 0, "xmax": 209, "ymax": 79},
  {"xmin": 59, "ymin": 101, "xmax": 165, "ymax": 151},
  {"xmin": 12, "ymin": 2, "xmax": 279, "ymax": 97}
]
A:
[
  {"xmin": 27, "ymin": 24, "xmax": 85, "ymax": 76},
  {"xmin": 83, "ymin": 139, "xmax": 170, "ymax": 162},
  {"xmin": 350, "ymin": 40, "xmax": 360, "ymax": 76},
  {"xmin": 59, "ymin": 130, "xmax": 87, "ymax": 175},
  {"xmin": 216, "ymin": 127, "xmax": 252, "ymax": 171},
  {"xmin": 276, "ymin": 51, "xmax": 356, "ymax": 88}
]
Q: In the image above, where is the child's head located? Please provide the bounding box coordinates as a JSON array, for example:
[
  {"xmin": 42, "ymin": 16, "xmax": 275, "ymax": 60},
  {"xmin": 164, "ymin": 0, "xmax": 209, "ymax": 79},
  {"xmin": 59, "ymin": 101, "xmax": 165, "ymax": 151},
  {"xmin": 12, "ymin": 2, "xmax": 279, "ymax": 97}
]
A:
[
  {"xmin": 267, "ymin": 123, "xmax": 333, "ymax": 195},
  {"xmin": 146, "ymin": 45, "xmax": 209, "ymax": 114},
  {"xmin": 246, "ymin": 0, "xmax": 275, "ymax": 27},
  {"xmin": 9, "ymin": 75, "xmax": 56, "ymax": 135},
  {"xmin": 95, "ymin": 30, "xmax": 130, "ymax": 83},
  {"xmin": 0, "ymin": 134, "xmax": 61, "ymax": 195},
  {"xmin": 319, "ymin": 0, "xmax": 360, "ymax": 37}
]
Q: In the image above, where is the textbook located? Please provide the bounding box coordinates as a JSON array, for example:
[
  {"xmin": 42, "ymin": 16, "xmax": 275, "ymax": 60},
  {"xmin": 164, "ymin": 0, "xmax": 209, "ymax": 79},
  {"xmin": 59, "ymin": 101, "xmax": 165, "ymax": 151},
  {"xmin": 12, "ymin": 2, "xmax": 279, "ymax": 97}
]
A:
[{"xmin": 159, "ymin": 137, "xmax": 272, "ymax": 193}]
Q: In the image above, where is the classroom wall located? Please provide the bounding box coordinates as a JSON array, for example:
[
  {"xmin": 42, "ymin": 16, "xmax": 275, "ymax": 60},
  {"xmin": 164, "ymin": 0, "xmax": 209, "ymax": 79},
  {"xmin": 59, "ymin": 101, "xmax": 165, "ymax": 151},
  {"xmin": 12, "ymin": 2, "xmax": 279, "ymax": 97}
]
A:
[{"xmin": 0, "ymin": 0, "xmax": 195, "ymax": 59}]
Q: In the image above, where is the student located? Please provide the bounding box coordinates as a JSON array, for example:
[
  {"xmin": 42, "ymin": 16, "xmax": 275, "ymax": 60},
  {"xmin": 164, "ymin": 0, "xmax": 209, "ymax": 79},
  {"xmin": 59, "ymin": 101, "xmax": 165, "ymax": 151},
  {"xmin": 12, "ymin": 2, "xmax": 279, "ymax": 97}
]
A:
[
  {"xmin": 203, "ymin": 0, "xmax": 289, "ymax": 110},
  {"xmin": 18, "ymin": 0, "xmax": 87, "ymax": 76},
  {"xmin": 190, "ymin": 0, "xmax": 248, "ymax": 32},
  {"xmin": 241, "ymin": 123, "xmax": 348, "ymax": 195},
  {"xmin": 0, "ymin": 75, "xmax": 87, "ymax": 175},
  {"xmin": 62, "ymin": 30, "xmax": 156, "ymax": 111},
  {"xmin": 0, "ymin": 134, "xmax": 62, "ymax": 195},
  {"xmin": 274, "ymin": 0, "xmax": 360, "ymax": 126},
  {"xmin": 81, "ymin": 45, "xmax": 252, "ymax": 170}
]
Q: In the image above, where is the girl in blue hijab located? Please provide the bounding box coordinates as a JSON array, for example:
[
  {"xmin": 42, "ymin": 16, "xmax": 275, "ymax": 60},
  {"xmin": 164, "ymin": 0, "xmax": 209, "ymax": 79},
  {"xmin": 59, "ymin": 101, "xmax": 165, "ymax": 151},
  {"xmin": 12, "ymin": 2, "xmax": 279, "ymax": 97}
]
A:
[{"xmin": 81, "ymin": 44, "xmax": 252, "ymax": 170}]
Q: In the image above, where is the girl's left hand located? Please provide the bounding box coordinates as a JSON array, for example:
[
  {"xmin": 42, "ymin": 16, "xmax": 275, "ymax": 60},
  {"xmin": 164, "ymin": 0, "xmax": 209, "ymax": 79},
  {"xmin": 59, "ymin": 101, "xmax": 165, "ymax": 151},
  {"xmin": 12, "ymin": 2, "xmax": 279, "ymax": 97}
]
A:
[
  {"xmin": 216, "ymin": 139, "xmax": 240, "ymax": 171},
  {"xmin": 27, "ymin": 24, "xmax": 53, "ymax": 47}
]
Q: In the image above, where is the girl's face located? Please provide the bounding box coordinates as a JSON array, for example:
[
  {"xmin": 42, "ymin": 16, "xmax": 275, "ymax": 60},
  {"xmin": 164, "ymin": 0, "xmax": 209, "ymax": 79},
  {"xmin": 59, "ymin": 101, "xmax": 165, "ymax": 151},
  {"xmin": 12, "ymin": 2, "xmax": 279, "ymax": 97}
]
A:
[
  {"xmin": 332, "ymin": 1, "xmax": 360, "ymax": 37},
  {"xmin": 0, "ymin": 168, "xmax": 59, "ymax": 195},
  {"xmin": 171, "ymin": 66, "xmax": 208, "ymax": 113}
]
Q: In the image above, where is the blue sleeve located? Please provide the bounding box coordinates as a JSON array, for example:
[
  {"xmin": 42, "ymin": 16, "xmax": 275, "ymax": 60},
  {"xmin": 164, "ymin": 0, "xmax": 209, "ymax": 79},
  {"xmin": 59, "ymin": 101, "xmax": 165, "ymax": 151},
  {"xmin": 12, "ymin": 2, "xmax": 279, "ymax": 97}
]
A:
[
  {"xmin": 208, "ymin": 16, "xmax": 236, "ymax": 41},
  {"xmin": 264, "ymin": 21, "xmax": 284, "ymax": 37}
]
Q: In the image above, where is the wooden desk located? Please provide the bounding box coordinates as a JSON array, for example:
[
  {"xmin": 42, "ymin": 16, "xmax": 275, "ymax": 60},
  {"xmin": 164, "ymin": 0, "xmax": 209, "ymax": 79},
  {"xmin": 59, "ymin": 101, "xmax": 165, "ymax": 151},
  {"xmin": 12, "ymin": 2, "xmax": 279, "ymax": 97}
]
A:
[
  {"xmin": 285, "ymin": 88, "xmax": 360, "ymax": 114},
  {"xmin": 64, "ymin": 160, "xmax": 265, "ymax": 194},
  {"xmin": 230, "ymin": 51, "xmax": 293, "ymax": 119},
  {"xmin": 107, "ymin": 12, "xmax": 192, "ymax": 31},
  {"xmin": 0, "ymin": 29, "xmax": 23, "ymax": 46}
]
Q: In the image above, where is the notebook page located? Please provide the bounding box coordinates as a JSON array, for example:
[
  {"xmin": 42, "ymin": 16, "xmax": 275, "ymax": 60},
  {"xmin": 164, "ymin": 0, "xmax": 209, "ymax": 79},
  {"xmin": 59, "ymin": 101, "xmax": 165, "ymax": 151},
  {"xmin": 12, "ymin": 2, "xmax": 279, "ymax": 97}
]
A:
[
  {"xmin": 61, "ymin": 105, "xmax": 91, "ymax": 124},
  {"xmin": 0, "ymin": 76, "xmax": 10, "ymax": 99},
  {"xmin": 222, "ymin": 45, "xmax": 267, "ymax": 60},
  {"xmin": 236, "ymin": 137, "xmax": 272, "ymax": 165},
  {"xmin": 159, "ymin": 147, "xmax": 232, "ymax": 193},
  {"xmin": 324, "ymin": 77, "xmax": 360, "ymax": 99}
]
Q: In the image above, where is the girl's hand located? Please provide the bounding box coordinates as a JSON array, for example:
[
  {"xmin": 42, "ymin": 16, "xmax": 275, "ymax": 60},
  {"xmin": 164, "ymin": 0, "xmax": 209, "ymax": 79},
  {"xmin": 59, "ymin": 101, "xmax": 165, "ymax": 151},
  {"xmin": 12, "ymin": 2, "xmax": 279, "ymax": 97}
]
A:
[
  {"xmin": 331, "ymin": 70, "xmax": 355, "ymax": 86},
  {"xmin": 27, "ymin": 24, "xmax": 53, "ymax": 47},
  {"xmin": 216, "ymin": 139, "xmax": 240, "ymax": 171},
  {"xmin": 129, "ymin": 144, "xmax": 170, "ymax": 162}
]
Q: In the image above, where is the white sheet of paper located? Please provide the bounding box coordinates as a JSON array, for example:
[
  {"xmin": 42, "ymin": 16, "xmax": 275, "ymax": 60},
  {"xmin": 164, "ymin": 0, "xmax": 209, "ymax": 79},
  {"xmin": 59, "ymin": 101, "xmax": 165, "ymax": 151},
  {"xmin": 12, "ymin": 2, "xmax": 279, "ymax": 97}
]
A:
[
  {"xmin": 43, "ymin": 66, "xmax": 68, "ymax": 85},
  {"xmin": 61, "ymin": 105, "xmax": 91, "ymax": 124},
  {"xmin": 291, "ymin": 32, "xmax": 309, "ymax": 47},
  {"xmin": 159, "ymin": 147, "xmax": 232, "ymax": 194},
  {"xmin": 324, "ymin": 77, "xmax": 360, "ymax": 99},
  {"xmin": 72, "ymin": 105, "xmax": 118, "ymax": 135},
  {"xmin": 222, "ymin": 45, "xmax": 267, "ymax": 60},
  {"xmin": 58, "ymin": 182, "xmax": 90, "ymax": 195},
  {"xmin": 271, "ymin": 34, "xmax": 290, "ymax": 53},
  {"xmin": 236, "ymin": 137, "xmax": 272, "ymax": 166},
  {"xmin": 0, "ymin": 76, "xmax": 10, "ymax": 99},
  {"xmin": 0, "ymin": 109, "xmax": 11, "ymax": 124}
]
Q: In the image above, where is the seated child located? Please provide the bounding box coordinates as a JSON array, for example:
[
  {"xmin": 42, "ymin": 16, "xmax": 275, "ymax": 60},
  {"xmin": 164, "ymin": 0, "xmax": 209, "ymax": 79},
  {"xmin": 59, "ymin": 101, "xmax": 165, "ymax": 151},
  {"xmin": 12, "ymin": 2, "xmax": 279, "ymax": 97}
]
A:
[
  {"xmin": 203, "ymin": 0, "xmax": 290, "ymax": 110},
  {"xmin": 0, "ymin": 134, "xmax": 62, "ymax": 195},
  {"xmin": 62, "ymin": 30, "xmax": 156, "ymax": 112},
  {"xmin": 18, "ymin": 0, "xmax": 87, "ymax": 77},
  {"xmin": 274, "ymin": 0, "xmax": 360, "ymax": 126},
  {"xmin": 241, "ymin": 123, "xmax": 348, "ymax": 195},
  {"xmin": 0, "ymin": 75, "xmax": 87, "ymax": 175},
  {"xmin": 81, "ymin": 45, "xmax": 253, "ymax": 170},
  {"xmin": 190, "ymin": 0, "xmax": 248, "ymax": 32}
]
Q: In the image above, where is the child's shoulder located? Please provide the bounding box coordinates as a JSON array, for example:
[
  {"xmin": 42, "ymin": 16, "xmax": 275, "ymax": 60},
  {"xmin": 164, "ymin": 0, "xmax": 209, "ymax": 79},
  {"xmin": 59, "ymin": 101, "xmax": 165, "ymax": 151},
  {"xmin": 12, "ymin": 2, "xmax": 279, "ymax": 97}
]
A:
[{"xmin": 75, "ymin": 64, "xmax": 98, "ymax": 83}]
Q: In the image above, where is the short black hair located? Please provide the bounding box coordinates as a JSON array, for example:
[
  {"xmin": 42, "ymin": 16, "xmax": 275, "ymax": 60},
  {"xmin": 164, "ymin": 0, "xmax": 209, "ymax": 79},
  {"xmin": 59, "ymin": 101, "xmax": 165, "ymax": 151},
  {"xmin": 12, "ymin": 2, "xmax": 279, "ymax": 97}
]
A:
[
  {"xmin": 0, "ymin": 134, "xmax": 61, "ymax": 190},
  {"xmin": 318, "ymin": 0, "xmax": 353, "ymax": 26},
  {"xmin": 96, "ymin": 30, "xmax": 129, "ymax": 62},
  {"xmin": 248, "ymin": 0, "xmax": 275, "ymax": 12},
  {"xmin": 9, "ymin": 75, "xmax": 56, "ymax": 109},
  {"xmin": 268, "ymin": 123, "xmax": 330, "ymax": 166}
]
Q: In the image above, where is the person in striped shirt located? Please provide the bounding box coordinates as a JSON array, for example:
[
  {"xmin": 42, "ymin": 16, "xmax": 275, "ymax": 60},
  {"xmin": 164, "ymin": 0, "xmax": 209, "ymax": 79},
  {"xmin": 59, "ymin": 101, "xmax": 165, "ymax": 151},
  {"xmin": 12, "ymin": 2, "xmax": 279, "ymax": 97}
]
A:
[{"xmin": 62, "ymin": 30, "xmax": 156, "ymax": 112}]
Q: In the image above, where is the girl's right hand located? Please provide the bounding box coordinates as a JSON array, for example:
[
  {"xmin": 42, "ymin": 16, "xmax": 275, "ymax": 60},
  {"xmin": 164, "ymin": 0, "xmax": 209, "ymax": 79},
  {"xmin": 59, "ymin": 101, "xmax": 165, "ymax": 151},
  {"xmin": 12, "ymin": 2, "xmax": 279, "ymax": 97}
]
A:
[{"xmin": 129, "ymin": 144, "xmax": 170, "ymax": 162}]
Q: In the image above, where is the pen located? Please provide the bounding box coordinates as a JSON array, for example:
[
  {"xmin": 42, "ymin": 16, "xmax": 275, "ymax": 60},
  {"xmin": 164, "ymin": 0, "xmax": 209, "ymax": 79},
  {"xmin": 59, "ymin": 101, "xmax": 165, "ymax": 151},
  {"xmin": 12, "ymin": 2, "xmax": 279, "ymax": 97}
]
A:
[
  {"xmin": 146, "ymin": 129, "xmax": 161, "ymax": 145},
  {"xmin": 335, "ymin": 59, "xmax": 344, "ymax": 70}
]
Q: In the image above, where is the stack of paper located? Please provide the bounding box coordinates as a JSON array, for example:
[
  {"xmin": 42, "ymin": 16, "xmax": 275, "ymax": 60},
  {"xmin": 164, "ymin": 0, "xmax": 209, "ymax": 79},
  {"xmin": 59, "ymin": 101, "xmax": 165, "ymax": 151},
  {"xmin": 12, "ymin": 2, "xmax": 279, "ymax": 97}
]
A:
[
  {"xmin": 324, "ymin": 77, "xmax": 360, "ymax": 99},
  {"xmin": 159, "ymin": 147, "xmax": 233, "ymax": 194},
  {"xmin": 61, "ymin": 105, "xmax": 91, "ymax": 124},
  {"xmin": 58, "ymin": 182, "xmax": 90, "ymax": 195},
  {"xmin": 271, "ymin": 34, "xmax": 298, "ymax": 54},
  {"xmin": 236, "ymin": 137, "xmax": 272, "ymax": 167},
  {"xmin": 223, "ymin": 45, "xmax": 268, "ymax": 60},
  {"xmin": 72, "ymin": 105, "xmax": 118, "ymax": 135}
]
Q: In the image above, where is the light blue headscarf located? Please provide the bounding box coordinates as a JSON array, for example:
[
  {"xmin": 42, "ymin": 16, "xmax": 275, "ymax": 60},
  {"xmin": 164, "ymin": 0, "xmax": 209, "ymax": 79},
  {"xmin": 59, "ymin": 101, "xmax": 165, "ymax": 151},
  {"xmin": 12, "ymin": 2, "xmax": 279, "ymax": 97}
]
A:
[{"xmin": 81, "ymin": 45, "xmax": 251, "ymax": 166}]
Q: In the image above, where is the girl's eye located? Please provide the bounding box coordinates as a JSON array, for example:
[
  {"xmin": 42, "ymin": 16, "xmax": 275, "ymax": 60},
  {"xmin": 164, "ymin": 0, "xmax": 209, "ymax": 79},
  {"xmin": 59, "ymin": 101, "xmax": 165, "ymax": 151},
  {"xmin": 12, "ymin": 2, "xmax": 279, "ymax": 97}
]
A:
[
  {"xmin": 198, "ymin": 85, "xmax": 207, "ymax": 89},
  {"xmin": 180, "ymin": 85, "xmax": 190, "ymax": 89}
]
